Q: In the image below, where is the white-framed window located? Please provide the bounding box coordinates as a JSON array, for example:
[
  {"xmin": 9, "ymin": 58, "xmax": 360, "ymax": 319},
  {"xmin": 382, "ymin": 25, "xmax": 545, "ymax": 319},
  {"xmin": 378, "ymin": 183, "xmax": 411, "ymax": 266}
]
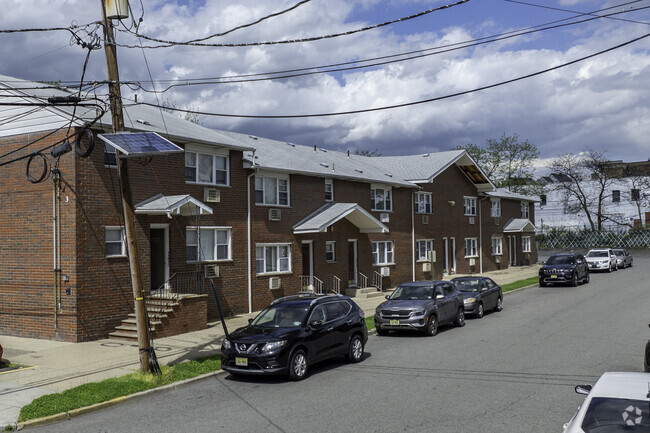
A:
[
  {"xmin": 186, "ymin": 227, "xmax": 231, "ymax": 262},
  {"xmin": 105, "ymin": 226, "xmax": 126, "ymax": 257},
  {"xmin": 490, "ymin": 198, "xmax": 501, "ymax": 217},
  {"xmin": 416, "ymin": 239, "xmax": 434, "ymax": 261},
  {"xmin": 414, "ymin": 192, "xmax": 432, "ymax": 214},
  {"xmin": 612, "ymin": 190, "xmax": 620, "ymax": 203},
  {"xmin": 372, "ymin": 241, "xmax": 394, "ymax": 265},
  {"xmin": 255, "ymin": 175, "xmax": 289, "ymax": 206},
  {"xmin": 104, "ymin": 143, "xmax": 117, "ymax": 167},
  {"xmin": 325, "ymin": 179, "xmax": 334, "ymax": 202},
  {"xmin": 631, "ymin": 189, "xmax": 640, "ymax": 202},
  {"xmin": 185, "ymin": 150, "xmax": 229, "ymax": 186},
  {"xmin": 520, "ymin": 201, "xmax": 530, "ymax": 219},
  {"xmin": 325, "ymin": 241, "xmax": 336, "ymax": 262},
  {"xmin": 491, "ymin": 237, "xmax": 503, "ymax": 255},
  {"xmin": 256, "ymin": 244, "xmax": 291, "ymax": 274},
  {"xmin": 522, "ymin": 236, "xmax": 531, "ymax": 253},
  {"xmin": 464, "ymin": 196, "xmax": 477, "ymax": 216},
  {"xmin": 464, "ymin": 238, "xmax": 478, "ymax": 258},
  {"xmin": 371, "ymin": 186, "xmax": 392, "ymax": 211}
]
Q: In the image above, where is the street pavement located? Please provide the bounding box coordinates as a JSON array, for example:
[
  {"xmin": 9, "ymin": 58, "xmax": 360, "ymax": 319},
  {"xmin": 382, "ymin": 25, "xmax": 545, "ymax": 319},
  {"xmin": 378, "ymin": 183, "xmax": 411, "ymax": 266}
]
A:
[{"xmin": 0, "ymin": 264, "xmax": 540, "ymax": 429}]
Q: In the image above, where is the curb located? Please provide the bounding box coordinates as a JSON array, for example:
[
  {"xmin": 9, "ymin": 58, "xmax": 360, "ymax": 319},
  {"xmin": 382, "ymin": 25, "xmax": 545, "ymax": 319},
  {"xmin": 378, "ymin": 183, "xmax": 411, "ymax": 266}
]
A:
[{"xmin": 17, "ymin": 369, "xmax": 226, "ymax": 430}]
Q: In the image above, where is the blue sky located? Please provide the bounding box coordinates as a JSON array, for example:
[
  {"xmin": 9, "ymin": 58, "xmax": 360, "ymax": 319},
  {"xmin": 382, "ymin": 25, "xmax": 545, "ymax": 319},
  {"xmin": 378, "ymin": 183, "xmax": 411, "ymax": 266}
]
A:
[{"xmin": 1, "ymin": 0, "xmax": 649, "ymax": 166}]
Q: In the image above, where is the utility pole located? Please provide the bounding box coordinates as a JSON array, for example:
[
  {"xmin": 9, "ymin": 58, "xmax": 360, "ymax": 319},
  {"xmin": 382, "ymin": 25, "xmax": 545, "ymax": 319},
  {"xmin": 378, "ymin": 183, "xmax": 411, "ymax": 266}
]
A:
[{"xmin": 100, "ymin": 0, "xmax": 151, "ymax": 373}]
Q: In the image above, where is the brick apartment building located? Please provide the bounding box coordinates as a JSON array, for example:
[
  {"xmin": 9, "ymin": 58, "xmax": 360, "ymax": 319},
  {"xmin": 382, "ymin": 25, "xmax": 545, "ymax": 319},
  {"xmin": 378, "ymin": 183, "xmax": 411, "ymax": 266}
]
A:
[{"xmin": 0, "ymin": 75, "xmax": 537, "ymax": 342}]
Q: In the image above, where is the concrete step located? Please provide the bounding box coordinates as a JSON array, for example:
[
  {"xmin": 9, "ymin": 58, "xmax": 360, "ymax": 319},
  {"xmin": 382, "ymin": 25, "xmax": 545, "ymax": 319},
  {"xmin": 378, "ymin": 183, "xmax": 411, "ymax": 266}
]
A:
[{"xmin": 344, "ymin": 287, "xmax": 386, "ymax": 298}]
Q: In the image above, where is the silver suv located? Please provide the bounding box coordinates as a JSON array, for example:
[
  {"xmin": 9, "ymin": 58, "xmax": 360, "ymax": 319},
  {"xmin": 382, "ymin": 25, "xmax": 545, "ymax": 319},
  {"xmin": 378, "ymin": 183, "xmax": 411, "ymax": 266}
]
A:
[
  {"xmin": 374, "ymin": 281, "xmax": 464, "ymax": 336},
  {"xmin": 585, "ymin": 248, "xmax": 617, "ymax": 272}
]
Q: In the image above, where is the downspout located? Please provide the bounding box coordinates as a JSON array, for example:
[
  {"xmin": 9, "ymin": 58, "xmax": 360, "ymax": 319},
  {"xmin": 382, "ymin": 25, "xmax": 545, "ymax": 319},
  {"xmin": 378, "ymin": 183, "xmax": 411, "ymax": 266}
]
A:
[
  {"xmin": 246, "ymin": 155, "xmax": 256, "ymax": 314},
  {"xmin": 411, "ymin": 191, "xmax": 415, "ymax": 281},
  {"xmin": 52, "ymin": 168, "xmax": 61, "ymax": 333},
  {"xmin": 478, "ymin": 195, "xmax": 488, "ymax": 273}
]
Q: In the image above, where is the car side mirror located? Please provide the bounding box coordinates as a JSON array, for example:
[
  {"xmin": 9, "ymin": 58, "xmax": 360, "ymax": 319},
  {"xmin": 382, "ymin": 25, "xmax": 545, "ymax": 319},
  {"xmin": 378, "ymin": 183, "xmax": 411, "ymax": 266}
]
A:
[
  {"xmin": 385, "ymin": 295, "xmax": 390, "ymax": 299},
  {"xmin": 248, "ymin": 318, "xmax": 254, "ymax": 324},
  {"xmin": 575, "ymin": 385, "xmax": 592, "ymax": 395},
  {"xmin": 310, "ymin": 320, "xmax": 323, "ymax": 328}
]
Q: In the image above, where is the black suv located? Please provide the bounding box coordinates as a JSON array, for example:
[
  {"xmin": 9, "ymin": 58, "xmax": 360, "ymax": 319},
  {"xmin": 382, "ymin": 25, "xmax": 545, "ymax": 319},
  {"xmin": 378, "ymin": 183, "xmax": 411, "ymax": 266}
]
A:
[
  {"xmin": 539, "ymin": 253, "xmax": 589, "ymax": 287},
  {"xmin": 221, "ymin": 293, "xmax": 368, "ymax": 381}
]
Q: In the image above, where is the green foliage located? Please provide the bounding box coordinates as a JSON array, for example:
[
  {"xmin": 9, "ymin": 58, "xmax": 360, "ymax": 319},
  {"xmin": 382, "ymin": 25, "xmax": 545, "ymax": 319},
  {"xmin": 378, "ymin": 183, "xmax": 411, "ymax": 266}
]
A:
[
  {"xmin": 501, "ymin": 277, "xmax": 539, "ymax": 293},
  {"xmin": 365, "ymin": 315, "xmax": 375, "ymax": 330},
  {"xmin": 354, "ymin": 149, "xmax": 382, "ymax": 157}
]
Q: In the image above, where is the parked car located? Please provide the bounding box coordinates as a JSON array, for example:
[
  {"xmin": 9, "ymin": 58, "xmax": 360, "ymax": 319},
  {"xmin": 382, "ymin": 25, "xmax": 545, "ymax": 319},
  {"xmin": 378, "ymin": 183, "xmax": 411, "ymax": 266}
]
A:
[
  {"xmin": 451, "ymin": 276, "xmax": 503, "ymax": 318},
  {"xmin": 220, "ymin": 293, "xmax": 367, "ymax": 381},
  {"xmin": 585, "ymin": 248, "xmax": 617, "ymax": 272},
  {"xmin": 612, "ymin": 248, "xmax": 633, "ymax": 269},
  {"xmin": 563, "ymin": 372, "xmax": 650, "ymax": 432},
  {"xmin": 645, "ymin": 324, "xmax": 650, "ymax": 372},
  {"xmin": 539, "ymin": 253, "xmax": 590, "ymax": 287},
  {"xmin": 374, "ymin": 280, "xmax": 465, "ymax": 336}
]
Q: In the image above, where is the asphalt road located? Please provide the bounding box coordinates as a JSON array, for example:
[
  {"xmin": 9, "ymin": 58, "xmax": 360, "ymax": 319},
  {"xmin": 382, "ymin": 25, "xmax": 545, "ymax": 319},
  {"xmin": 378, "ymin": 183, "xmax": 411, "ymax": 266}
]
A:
[{"xmin": 31, "ymin": 250, "xmax": 650, "ymax": 433}]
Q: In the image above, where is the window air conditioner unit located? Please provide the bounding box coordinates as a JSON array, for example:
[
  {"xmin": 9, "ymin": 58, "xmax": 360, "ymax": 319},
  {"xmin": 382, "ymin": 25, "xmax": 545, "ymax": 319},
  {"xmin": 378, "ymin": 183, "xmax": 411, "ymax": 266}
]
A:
[
  {"xmin": 495, "ymin": 255, "xmax": 501, "ymax": 263},
  {"xmin": 204, "ymin": 264, "xmax": 220, "ymax": 279},
  {"xmin": 494, "ymin": 218, "xmax": 500, "ymax": 226},
  {"xmin": 380, "ymin": 213, "xmax": 389, "ymax": 223},
  {"xmin": 269, "ymin": 277, "xmax": 281, "ymax": 290},
  {"xmin": 469, "ymin": 258, "xmax": 476, "ymax": 266},
  {"xmin": 380, "ymin": 267, "xmax": 390, "ymax": 277},
  {"xmin": 204, "ymin": 188, "xmax": 220, "ymax": 203},
  {"xmin": 468, "ymin": 217, "xmax": 475, "ymax": 225},
  {"xmin": 269, "ymin": 208, "xmax": 281, "ymax": 221},
  {"xmin": 422, "ymin": 262, "xmax": 431, "ymax": 272},
  {"xmin": 422, "ymin": 215, "xmax": 429, "ymax": 225}
]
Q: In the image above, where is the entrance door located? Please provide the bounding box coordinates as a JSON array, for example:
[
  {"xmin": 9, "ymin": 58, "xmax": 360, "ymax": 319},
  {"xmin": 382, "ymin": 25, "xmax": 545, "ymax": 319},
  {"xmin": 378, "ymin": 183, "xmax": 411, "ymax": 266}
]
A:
[
  {"xmin": 347, "ymin": 240, "xmax": 358, "ymax": 286},
  {"xmin": 443, "ymin": 238, "xmax": 449, "ymax": 276},
  {"xmin": 450, "ymin": 237, "xmax": 456, "ymax": 274},
  {"xmin": 150, "ymin": 227, "xmax": 167, "ymax": 291},
  {"xmin": 302, "ymin": 241, "xmax": 313, "ymax": 288},
  {"xmin": 508, "ymin": 236, "xmax": 517, "ymax": 266}
]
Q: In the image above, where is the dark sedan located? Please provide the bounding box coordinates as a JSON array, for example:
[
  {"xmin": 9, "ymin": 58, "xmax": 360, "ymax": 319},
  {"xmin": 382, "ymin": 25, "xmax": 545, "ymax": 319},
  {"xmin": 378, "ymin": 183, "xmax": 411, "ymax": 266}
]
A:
[
  {"xmin": 539, "ymin": 253, "xmax": 589, "ymax": 287},
  {"xmin": 451, "ymin": 277, "xmax": 503, "ymax": 318}
]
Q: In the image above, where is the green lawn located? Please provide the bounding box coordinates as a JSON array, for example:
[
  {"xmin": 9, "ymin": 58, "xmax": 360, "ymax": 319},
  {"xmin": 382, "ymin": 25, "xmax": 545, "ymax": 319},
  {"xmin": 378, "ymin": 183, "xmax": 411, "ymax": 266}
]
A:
[{"xmin": 501, "ymin": 277, "xmax": 538, "ymax": 292}]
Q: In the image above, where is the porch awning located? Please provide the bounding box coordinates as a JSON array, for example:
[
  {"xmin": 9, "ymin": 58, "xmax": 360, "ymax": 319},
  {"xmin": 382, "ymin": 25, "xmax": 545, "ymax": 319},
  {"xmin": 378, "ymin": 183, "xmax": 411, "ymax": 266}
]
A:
[
  {"xmin": 135, "ymin": 193, "xmax": 213, "ymax": 216},
  {"xmin": 503, "ymin": 218, "xmax": 536, "ymax": 233},
  {"xmin": 293, "ymin": 203, "xmax": 389, "ymax": 234}
]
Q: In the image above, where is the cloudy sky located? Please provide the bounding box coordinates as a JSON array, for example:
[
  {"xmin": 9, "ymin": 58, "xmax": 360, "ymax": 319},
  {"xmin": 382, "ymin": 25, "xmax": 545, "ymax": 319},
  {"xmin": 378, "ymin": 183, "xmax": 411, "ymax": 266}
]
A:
[{"xmin": 1, "ymin": 0, "xmax": 649, "ymax": 165}]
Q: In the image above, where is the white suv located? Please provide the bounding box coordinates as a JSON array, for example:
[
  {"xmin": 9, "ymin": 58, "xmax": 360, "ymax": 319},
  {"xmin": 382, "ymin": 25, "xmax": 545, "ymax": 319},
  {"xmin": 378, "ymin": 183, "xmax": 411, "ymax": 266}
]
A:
[{"xmin": 585, "ymin": 248, "xmax": 617, "ymax": 272}]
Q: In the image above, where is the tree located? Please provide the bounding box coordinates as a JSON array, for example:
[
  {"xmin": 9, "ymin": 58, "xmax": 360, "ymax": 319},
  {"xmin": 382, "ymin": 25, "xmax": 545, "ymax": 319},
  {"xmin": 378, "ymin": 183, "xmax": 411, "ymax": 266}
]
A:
[
  {"xmin": 161, "ymin": 98, "xmax": 202, "ymax": 125},
  {"xmin": 354, "ymin": 149, "xmax": 382, "ymax": 157},
  {"xmin": 455, "ymin": 133, "xmax": 542, "ymax": 196},
  {"xmin": 546, "ymin": 149, "xmax": 616, "ymax": 232}
]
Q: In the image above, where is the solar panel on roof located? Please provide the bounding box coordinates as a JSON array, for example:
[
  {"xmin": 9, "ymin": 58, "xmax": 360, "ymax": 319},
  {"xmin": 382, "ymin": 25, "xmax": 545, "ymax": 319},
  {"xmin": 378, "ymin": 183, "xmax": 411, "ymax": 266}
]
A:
[{"xmin": 98, "ymin": 132, "xmax": 182, "ymax": 158}]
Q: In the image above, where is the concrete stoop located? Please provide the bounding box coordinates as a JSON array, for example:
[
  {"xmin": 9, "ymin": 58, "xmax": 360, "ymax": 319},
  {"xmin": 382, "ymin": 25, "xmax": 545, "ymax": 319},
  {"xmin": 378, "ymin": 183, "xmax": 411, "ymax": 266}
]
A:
[
  {"xmin": 108, "ymin": 299, "xmax": 179, "ymax": 342},
  {"xmin": 344, "ymin": 287, "xmax": 387, "ymax": 299}
]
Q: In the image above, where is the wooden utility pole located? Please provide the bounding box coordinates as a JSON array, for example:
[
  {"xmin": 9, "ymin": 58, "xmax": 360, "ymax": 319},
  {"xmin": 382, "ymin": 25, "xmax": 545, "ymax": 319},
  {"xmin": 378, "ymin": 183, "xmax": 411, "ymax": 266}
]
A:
[{"xmin": 100, "ymin": 0, "xmax": 151, "ymax": 373}]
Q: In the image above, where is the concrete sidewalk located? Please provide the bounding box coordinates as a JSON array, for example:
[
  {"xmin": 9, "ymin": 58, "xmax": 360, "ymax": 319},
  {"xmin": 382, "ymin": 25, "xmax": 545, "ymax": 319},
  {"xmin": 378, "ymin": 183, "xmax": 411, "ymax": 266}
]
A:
[{"xmin": 0, "ymin": 264, "xmax": 539, "ymax": 429}]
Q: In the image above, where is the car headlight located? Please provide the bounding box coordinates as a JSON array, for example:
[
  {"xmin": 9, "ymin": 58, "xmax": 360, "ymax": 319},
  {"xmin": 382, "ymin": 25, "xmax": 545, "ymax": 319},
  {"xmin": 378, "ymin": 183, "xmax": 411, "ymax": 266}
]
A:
[
  {"xmin": 464, "ymin": 297, "xmax": 476, "ymax": 304},
  {"xmin": 411, "ymin": 310, "xmax": 425, "ymax": 317},
  {"xmin": 260, "ymin": 341, "xmax": 287, "ymax": 354},
  {"xmin": 222, "ymin": 339, "xmax": 231, "ymax": 350}
]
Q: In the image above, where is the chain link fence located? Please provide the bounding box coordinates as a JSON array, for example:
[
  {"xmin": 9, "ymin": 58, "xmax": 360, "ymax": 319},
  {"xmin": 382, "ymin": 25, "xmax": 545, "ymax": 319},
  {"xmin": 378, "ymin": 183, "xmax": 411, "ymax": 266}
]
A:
[{"xmin": 537, "ymin": 227, "xmax": 650, "ymax": 249}]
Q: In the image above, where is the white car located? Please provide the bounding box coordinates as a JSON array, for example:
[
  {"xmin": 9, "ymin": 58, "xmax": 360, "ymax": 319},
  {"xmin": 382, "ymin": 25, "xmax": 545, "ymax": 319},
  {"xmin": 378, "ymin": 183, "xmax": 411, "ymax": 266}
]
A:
[
  {"xmin": 563, "ymin": 372, "xmax": 650, "ymax": 432},
  {"xmin": 585, "ymin": 248, "xmax": 617, "ymax": 272}
]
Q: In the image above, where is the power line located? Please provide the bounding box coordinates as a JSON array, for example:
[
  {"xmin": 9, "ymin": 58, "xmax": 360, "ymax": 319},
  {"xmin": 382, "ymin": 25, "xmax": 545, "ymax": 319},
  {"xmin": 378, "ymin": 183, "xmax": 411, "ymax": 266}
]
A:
[
  {"xmin": 129, "ymin": 32, "xmax": 650, "ymax": 119},
  {"xmin": 504, "ymin": 0, "xmax": 650, "ymax": 26},
  {"xmin": 113, "ymin": 0, "xmax": 470, "ymax": 49}
]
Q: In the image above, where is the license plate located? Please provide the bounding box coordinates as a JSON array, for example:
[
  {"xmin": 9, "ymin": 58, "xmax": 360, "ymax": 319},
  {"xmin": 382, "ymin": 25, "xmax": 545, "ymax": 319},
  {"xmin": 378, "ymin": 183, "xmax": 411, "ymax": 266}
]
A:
[
  {"xmin": 390, "ymin": 319, "xmax": 400, "ymax": 326},
  {"xmin": 235, "ymin": 357, "xmax": 248, "ymax": 367},
  {"xmin": 551, "ymin": 275, "xmax": 557, "ymax": 279}
]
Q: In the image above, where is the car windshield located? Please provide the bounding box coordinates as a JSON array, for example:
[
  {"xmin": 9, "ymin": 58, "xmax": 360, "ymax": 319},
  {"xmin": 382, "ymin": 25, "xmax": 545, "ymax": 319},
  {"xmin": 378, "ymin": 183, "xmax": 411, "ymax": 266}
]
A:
[
  {"xmin": 581, "ymin": 397, "xmax": 650, "ymax": 432},
  {"xmin": 546, "ymin": 255, "xmax": 575, "ymax": 265},
  {"xmin": 586, "ymin": 251, "xmax": 608, "ymax": 258},
  {"xmin": 389, "ymin": 285, "xmax": 433, "ymax": 300},
  {"xmin": 250, "ymin": 303, "xmax": 310, "ymax": 328},
  {"xmin": 454, "ymin": 279, "xmax": 480, "ymax": 292},
  {"xmin": 613, "ymin": 250, "xmax": 624, "ymax": 256}
]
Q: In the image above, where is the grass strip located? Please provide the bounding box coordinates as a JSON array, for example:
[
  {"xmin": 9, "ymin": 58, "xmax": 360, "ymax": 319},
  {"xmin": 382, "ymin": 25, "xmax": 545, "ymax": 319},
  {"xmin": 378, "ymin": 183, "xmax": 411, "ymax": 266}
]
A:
[
  {"xmin": 18, "ymin": 355, "xmax": 220, "ymax": 422},
  {"xmin": 501, "ymin": 277, "xmax": 538, "ymax": 293}
]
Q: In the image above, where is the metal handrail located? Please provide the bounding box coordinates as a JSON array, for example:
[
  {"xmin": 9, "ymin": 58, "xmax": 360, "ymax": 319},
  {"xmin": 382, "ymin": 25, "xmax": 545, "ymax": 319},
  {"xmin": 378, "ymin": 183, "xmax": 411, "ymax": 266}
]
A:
[
  {"xmin": 358, "ymin": 272, "xmax": 368, "ymax": 293},
  {"xmin": 299, "ymin": 275, "xmax": 324, "ymax": 294},
  {"xmin": 327, "ymin": 274, "xmax": 341, "ymax": 294},
  {"xmin": 372, "ymin": 271, "xmax": 383, "ymax": 292}
]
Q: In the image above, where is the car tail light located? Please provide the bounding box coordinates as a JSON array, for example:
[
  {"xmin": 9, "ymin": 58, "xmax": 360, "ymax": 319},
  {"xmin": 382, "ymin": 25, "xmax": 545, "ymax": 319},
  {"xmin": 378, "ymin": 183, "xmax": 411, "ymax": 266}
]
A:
[{"xmin": 359, "ymin": 309, "xmax": 365, "ymax": 319}]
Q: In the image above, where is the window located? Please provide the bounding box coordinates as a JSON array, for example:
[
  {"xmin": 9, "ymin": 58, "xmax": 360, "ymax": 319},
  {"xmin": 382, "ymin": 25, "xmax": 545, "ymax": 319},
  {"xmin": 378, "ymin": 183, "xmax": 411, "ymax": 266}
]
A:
[
  {"xmin": 464, "ymin": 196, "xmax": 476, "ymax": 216},
  {"xmin": 520, "ymin": 201, "xmax": 530, "ymax": 219},
  {"xmin": 540, "ymin": 195, "xmax": 547, "ymax": 207},
  {"xmin": 256, "ymin": 244, "xmax": 291, "ymax": 274},
  {"xmin": 255, "ymin": 175, "xmax": 289, "ymax": 206},
  {"xmin": 491, "ymin": 237, "xmax": 503, "ymax": 255},
  {"xmin": 414, "ymin": 192, "xmax": 432, "ymax": 214},
  {"xmin": 325, "ymin": 241, "xmax": 336, "ymax": 262},
  {"xmin": 372, "ymin": 241, "xmax": 394, "ymax": 265},
  {"xmin": 490, "ymin": 198, "xmax": 501, "ymax": 217},
  {"xmin": 104, "ymin": 143, "xmax": 117, "ymax": 167},
  {"xmin": 464, "ymin": 238, "xmax": 478, "ymax": 257},
  {"xmin": 325, "ymin": 179, "xmax": 334, "ymax": 202},
  {"xmin": 522, "ymin": 236, "xmax": 531, "ymax": 253},
  {"xmin": 185, "ymin": 151, "xmax": 229, "ymax": 186},
  {"xmin": 612, "ymin": 190, "xmax": 620, "ymax": 203},
  {"xmin": 371, "ymin": 187, "xmax": 392, "ymax": 211},
  {"xmin": 186, "ymin": 227, "xmax": 231, "ymax": 262},
  {"xmin": 631, "ymin": 189, "xmax": 640, "ymax": 202},
  {"xmin": 416, "ymin": 239, "xmax": 434, "ymax": 261},
  {"xmin": 105, "ymin": 226, "xmax": 125, "ymax": 257}
]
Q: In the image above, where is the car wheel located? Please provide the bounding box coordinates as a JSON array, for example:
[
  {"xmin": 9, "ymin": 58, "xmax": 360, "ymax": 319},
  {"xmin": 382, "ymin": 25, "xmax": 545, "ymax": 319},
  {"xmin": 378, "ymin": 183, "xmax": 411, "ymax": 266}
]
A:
[
  {"xmin": 495, "ymin": 296, "xmax": 503, "ymax": 312},
  {"xmin": 288, "ymin": 349, "xmax": 308, "ymax": 381},
  {"xmin": 476, "ymin": 303, "xmax": 484, "ymax": 319},
  {"xmin": 455, "ymin": 308, "xmax": 465, "ymax": 327},
  {"xmin": 571, "ymin": 274, "xmax": 578, "ymax": 287},
  {"xmin": 584, "ymin": 271, "xmax": 590, "ymax": 284},
  {"xmin": 539, "ymin": 279, "xmax": 547, "ymax": 287},
  {"xmin": 346, "ymin": 335, "xmax": 364, "ymax": 363},
  {"xmin": 645, "ymin": 340, "xmax": 650, "ymax": 373},
  {"xmin": 424, "ymin": 314, "xmax": 438, "ymax": 336},
  {"xmin": 608, "ymin": 264, "xmax": 613, "ymax": 273},
  {"xmin": 376, "ymin": 326, "xmax": 389, "ymax": 336}
]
